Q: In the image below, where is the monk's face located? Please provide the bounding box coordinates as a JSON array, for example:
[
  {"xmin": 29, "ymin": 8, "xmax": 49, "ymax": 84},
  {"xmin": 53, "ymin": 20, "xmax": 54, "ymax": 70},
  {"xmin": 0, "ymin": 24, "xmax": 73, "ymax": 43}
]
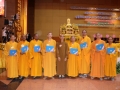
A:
[
  {"xmin": 96, "ymin": 33, "xmax": 101, "ymax": 39},
  {"xmin": 70, "ymin": 36, "xmax": 75, "ymax": 42},
  {"xmin": 60, "ymin": 35, "xmax": 64, "ymax": 40},
  {"xmin": 47, "ymin": 33, "xmax": 52, "ymax": 39},
  {"xmin": 108, "ymin": 37, "xmax": 113, "ymax": 43},
  {"xmin": 10, "ymin": 35, "xmax": 16, "ymax": 41},
  {"xmin": 82, "ymin": 30, "xmax": 87, "ymax": 36},
  {"xmin": 21, "ymin": 35, "xmax": 26, "ymax": 41},
  {"xmin": 34, "ymin": 34, "xmax": 39, "ymax": 40}
]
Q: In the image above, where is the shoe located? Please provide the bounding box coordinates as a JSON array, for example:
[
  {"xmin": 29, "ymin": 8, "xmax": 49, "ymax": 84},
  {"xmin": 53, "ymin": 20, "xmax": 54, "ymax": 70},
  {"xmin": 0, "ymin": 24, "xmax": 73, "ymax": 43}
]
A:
[
  {"xmin": 79, "ymin": 74, "xmax": 83, "ymax": 78},
  {"xmin": 43, "ymin": 77, "xmax": 47, "ymax": 80},
  {"xmin": 104, "ymin": 77, "xmax": 109, "ymax": 80},
  {"xmin": 100, "ymin": 78, "xmax": 103, "ymax": 81},
  {"xmin": 19, "ymin": 76, "xmax": 23, "ymax": 79},
  {"xmin": 83, "ymin": 74, "xmax": 87, "ymax": 78},
  {"xmin": 33, "ymin": 76, "xmax": 36, "ymax": 79},
  {"xmin": 111, "ymin": 78, "xmax": 115, "ymax": 81},
  {"xmin": 62, "ymin": 75, "xmax": 65, "ymax": 78},
  {"xmin": 91, "ymin": 77, "xmax": 94, "ymax": 80},
  {"xmin": 104, "ymin": 77, "xmax": 108, "ymax": 80},
  {"xmin": 59, "ymin": 75, "xmax": 62, "ymax": 78},
  {"xmin": 52, "ymin": 77, "xmax": 55, "ymax": 79}
]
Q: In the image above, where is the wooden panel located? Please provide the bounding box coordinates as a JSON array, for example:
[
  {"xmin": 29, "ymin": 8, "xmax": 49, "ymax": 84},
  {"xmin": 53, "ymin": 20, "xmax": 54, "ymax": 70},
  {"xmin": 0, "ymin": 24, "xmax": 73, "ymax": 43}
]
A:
[
  {"xmin": 27, "ymin": 0, "xmax": 35, "ymax": 36},
  {"xmin": 34, "ymin": 0, "xmax": 120, "ymax": 6},
  {"xmin": 34, "ymin": 0, "xmax": 120, "ymax": 40}
]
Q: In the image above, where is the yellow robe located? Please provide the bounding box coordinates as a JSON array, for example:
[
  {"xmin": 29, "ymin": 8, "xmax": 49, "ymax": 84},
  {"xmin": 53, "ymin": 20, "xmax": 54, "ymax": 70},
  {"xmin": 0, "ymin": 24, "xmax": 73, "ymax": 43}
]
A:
[
  {"xmin": 67, "ymin": 42, "xmax": 81, "ymax": 77},
  {"xmin": 43, "ymin": 39, "xmax": 56, "ymax": 77},
  {"xmin": 90, "ymin": 39, "xmax": 106, "ymax": 78},
  {"xmin": 4, "ymin": 41, "xmax": 18, "ymax": 78},
  {"xmin": 29, "ymin": 39, "xmax": 43, "ymax": 76},
  {"xmin": 79, "ymin": 36, "xmax": 91, "ymax": 74},
  {"xmin": 116, "ymin": 43, "xmax": 120, "ymax": 57},
  {"xmin": 105, "ymin": 43, "xmax": 117, "ymax": 77},
  {"xmin": 18, "ymin": 41, "xmax": 29, "ymax": 77}
]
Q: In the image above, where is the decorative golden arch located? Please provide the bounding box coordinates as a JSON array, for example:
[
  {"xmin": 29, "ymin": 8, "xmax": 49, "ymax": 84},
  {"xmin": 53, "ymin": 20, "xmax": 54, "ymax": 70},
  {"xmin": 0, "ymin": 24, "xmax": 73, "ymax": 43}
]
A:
[{"xmin": 60, "ymin": 18, "xmax": 81, "ymax": 43}]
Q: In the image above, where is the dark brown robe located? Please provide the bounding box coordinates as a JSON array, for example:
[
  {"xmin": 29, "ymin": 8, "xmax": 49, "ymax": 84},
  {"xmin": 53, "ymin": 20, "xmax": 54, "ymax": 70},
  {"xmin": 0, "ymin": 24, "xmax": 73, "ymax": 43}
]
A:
[{"xmin": 56, "ymin": 41, "xmax": 68, "ymax": 75}]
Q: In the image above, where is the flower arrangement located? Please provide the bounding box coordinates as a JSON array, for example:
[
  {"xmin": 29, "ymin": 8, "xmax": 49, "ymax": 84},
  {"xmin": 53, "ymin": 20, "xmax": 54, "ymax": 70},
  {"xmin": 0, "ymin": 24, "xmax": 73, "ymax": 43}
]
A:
[{"xmin": 117, "ymin": 62, "xmax": 120, "ymax": 74}]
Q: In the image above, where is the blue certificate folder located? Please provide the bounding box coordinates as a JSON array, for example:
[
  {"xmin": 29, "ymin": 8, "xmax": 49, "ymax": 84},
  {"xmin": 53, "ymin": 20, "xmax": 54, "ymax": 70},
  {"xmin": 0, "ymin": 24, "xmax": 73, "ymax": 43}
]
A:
[
  {"xmin": 21, "ymin": 46, "xmax": 28, "ymax": 53},
  {"xmin": 96, "ymin": 44, "xmax": 104, "ymax": 51},
  {"xmin": 9, "ymin": 50, "xmax": 17, "ymax": 56},
  {"xmin": 107, "ymin": 48, "xmax": 115, "ymax": 54},
  {"xmin": 46, "ymin": 46, "xmax": 54, "ymax": 52},
  {"xmin": 70, "ymin": 48, "xmax": 78, "ymax": 54},
  {"xmin": 34, "ymin": 46, "xmax": 40, "ymax": 52},
  {"xmin": 80, "ymin": 42, "xmax": 87, "ymax": 49}
]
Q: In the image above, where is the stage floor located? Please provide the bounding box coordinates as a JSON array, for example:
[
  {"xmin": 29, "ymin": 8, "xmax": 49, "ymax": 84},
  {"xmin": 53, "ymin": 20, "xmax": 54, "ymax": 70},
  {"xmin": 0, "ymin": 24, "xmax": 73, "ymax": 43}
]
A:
[{"xmin": 0, "ymin": 69, "xmax": 120, "ymax": 90}]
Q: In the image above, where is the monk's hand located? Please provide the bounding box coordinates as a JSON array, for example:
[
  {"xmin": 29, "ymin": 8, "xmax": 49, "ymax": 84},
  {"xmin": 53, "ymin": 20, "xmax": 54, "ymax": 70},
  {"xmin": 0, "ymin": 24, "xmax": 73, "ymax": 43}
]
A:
[
  {"xmin": 58, "ymin": 57, "xmax": 61, "ymax": 61},
  {"xmin": 14, "ymin": 53, "xmax": 17, "ymax": 56},
  {"xmin": 38, "ymin": 49, "xmax": 41, "ymax": 53},
  {"xmin": 51, "ymin": 49, "xmax": 55, "ymax": 53},
  {"xmin": 20, "ymin": 52, "xmax": 25, "ymax": 55},
  {"xmin": 64, "ymin": 58, "xmax": 67, "ymax": 61},
  {"xmin": 76, "ymin": 53, "xmax": 79, "ymax": 56}
]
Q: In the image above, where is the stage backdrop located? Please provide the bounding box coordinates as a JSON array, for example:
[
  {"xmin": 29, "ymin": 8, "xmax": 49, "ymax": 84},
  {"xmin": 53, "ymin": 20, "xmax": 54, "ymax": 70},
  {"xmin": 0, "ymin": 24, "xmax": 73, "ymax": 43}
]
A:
[{"xmin": 34, "ymin": 0, "xmax": 120, "ymax": 41}]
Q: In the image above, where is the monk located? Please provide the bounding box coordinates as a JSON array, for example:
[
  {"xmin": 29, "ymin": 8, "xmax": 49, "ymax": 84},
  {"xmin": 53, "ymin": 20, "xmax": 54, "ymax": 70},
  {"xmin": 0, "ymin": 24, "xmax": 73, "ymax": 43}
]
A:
[
  {"xmin": 79, "ymin": 30, "xmax": 91, "ymax": 78},
  {"xmin": 90, "ymin": 33, "xmax": 106, "ymax": 80},
  {"xmin": 29, "ymin": 33, "xmax": 43, "ymax": 79},
  {"xmin": 4, "ymin": 35, "xmax": 18, "ymax": 79},
  {"xmin": 116, "ymin": 43, "xmax": 120, "ymax": 57},
  {"xmin": 56, "ymin": 34, "xmax": 68, "ymax": 78},
  {"xmin": 43, "ymin": 32, "xmax": 56, "ymax": 79},
  {"xmin": 105, "ymin": 36, "xmax": 117, "ymax": 81},
  {"xmin": 67, "ymin": 36, "xmax": 81, "ymax": 77},
  {"xmin": 18, "ymin": 35, "xmax": 29, "ymax": 79}
]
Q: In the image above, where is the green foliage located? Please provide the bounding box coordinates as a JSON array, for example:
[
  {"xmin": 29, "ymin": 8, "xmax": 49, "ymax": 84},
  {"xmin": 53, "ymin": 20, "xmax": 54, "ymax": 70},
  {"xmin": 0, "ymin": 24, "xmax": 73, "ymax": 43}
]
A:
[{"xmin": 116, "ymin": 62, "xmax": 120, "ymax": 74}]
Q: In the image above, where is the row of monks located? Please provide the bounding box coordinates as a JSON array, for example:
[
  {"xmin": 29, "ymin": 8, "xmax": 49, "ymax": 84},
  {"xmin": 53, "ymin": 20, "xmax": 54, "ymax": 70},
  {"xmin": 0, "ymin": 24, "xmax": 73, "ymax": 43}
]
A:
[{"xmin": 4, "ymin": 30, "xmax": 119, "ymax": 81}]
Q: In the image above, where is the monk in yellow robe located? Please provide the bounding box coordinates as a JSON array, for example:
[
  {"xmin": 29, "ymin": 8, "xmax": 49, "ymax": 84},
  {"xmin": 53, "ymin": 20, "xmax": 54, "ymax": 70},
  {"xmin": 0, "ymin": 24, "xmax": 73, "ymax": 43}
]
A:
[
  {"xmin": 29, "ymin": 33, "xmax": 43, "ymax": 79},
  {"xmin": 90, "ymin": 33, "xmax": 106, "ymax": 80},
  {"xmin": 43, "ymin": 32, "xmax": 56, "ymax": 79},
  {"xmin": 79, "ymin": 30, "xmax": 91, "ymax": 78},
  {"xmin": 67, "ymin": 36, "xmax": 81, "ymax": 77},
  {"xmin": 105, "ymin": 36, "xmax": 117, "ymax": 81},
  {"xmin": 4, "ymin": 35, "xmax": 18, "ymax": 79},
  {"xmin": 18, "ymin": 35, "xmax": 29, "ymax": 79},
  {"xmin": 116, "ymin": 43, "xmax": 120, "ymax": 57}
]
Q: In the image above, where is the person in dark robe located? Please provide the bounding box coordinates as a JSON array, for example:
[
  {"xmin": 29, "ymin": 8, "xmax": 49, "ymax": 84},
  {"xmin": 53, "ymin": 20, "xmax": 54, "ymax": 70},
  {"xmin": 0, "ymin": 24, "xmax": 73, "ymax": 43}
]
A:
[
  {"xmin": 26, "ymin": 32, "xmax": 31, "ymax": 42},
  {"xmin": 56, "ymin": 34, "xmax": 68, "ymax": 78}
]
